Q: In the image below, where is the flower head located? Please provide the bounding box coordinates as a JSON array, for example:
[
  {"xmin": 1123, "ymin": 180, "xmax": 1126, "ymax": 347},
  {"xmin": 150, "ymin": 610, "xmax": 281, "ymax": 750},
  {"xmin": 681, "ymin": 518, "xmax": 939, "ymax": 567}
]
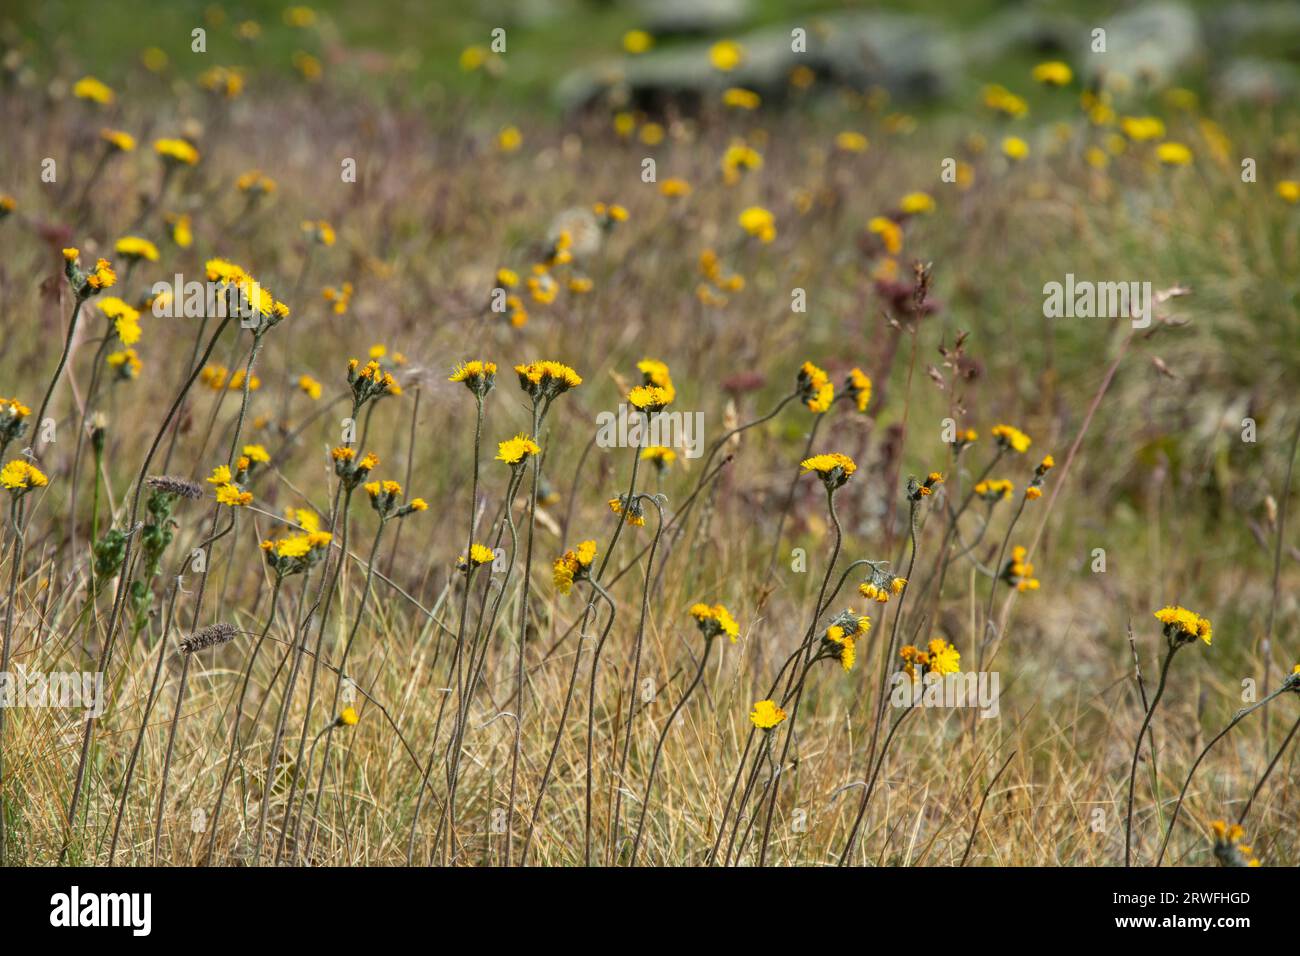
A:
[
  {"xmin": 553, "ymin": 540, "xmax": 598, "ymax": 595},
  {"xmin": 1211, "ymin": 820, "xmax": 1260, "ymax": 867},
  {"xmin": 689, "ymin": 603, "xmax": 740, "ymax": 642},
  {"xmin": 1, "ymin": 459, "xmax": 48, "ymax": 495},
  {"xmin": 801, "ymin": 453, "xmax": 856, "ymax": 490},
  {"xmin": 738, "ymin": 206, "xmax": 776, "ymax": 243},
  {"xmin": 515, "ymin": 361, "xmax": 582, "ymax": 401},
  {"xmin": 820, "ymin": 610, "xmax": 870, "ymax": 672},
  {"xmin": 496, "ymin": 434, "xmax": 540, "ymax": 466},
  {"xmin": 1001, "ymin": 545, "xmax": 1040, "ymax": 592},
  {"xmin": 457, "ymin": 543, "xmax": 496, "ymax": 572},
  {"xmin": 628, "ymin": 384, "xmax": 672, "ymax": 413},
  {"xmin": 1154, "ymin": 605, "xmax": 1212, "ymax": 646},
  {"xmin": 991, "ymin": 424, "xmax": 1032, "ymax": 454},
  {"xmin": 845, "ymin": 368, "xmax": 872, "ymax": 412},
  {"xmin": 796, "ymin": 361, "xmax": 834, "ymax": 414},
  {"xmin": 154, "ymin": 138, "xmax": 200, "ymax": 166},
  {"xmin": 450, "ymin": 360, "xmax": 497, "ymax": 397},
  {"xmin": 749, "ymin": 699, "xmax": 787, "ymax": 731}
]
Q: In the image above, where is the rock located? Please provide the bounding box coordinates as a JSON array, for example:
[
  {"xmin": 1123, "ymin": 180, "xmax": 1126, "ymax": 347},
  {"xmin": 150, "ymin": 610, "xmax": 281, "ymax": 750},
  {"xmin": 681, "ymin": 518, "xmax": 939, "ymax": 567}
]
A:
[
  {"xmin": 635, "ymin": 0, "xmax": 753, "ymax": 37},
  {"xmin": 1214, "ymin": 57, "xmax": 1300, "ymax": 105},
  {"xmin": 1083, "ymin": 2, "xmax": 1203, "ymax": 90},
  {"xmin": 555, "ymin": 12, "xmax": 961, "ymax": 112},
  {"xmin": 1207, "ymin": 2, "xmax": 1300, "ymax": 53},
  {"xmin": 965, "ymin": 8, "xmax": 1083, "ymax": 65}
]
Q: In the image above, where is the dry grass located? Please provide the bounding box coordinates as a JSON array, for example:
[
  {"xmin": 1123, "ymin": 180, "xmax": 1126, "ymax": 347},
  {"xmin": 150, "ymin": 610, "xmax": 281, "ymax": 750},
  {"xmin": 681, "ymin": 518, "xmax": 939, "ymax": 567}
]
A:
[{"xmin": 1, "ymin": 34, "xmax": 1298, "ymax": 868}]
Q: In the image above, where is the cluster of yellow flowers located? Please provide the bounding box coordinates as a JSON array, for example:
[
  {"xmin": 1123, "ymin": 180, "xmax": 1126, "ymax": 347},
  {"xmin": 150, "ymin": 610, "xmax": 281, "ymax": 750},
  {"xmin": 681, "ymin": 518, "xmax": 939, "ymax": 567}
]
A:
[
  {"xmin": 974, "ymin": 478, "xmax": 1015, "ymax": 502},
  {"xmin": 1002, "ymin": 545, "xmax": 1040, "ymax": 592},
  {"xmin": 553, "ymin": 540, "xmax": 598, "ymax": 596},
  {"xmin": 696, "ymin": 248, "xmax": 744, "ymax": 306},
  {"xmin": 859, "ymin": 571, "xmax": 906, "ymax": 604},
  {"xmin": 496, "ymin": 434, "xmax": 540, "ymax": 467},
  {"xmin": 991, "ymin": 424, "xmax": 1032, "ymax": 454},
  {"xmin": 1, "ymin": 459, "xmax": 48, "ymax": 494},
  {"xmin": 1154, "ymin": 605, "xmax": 1213, "ymax": 646},
  {"xmin": 689, "ymin": 603, "xmax": 740, "ymax": 642},
  {"xmin": 796, "ymin": 361, "xmax": 834, "ymax": 413},
  {"xmin": 1210, "ymin": 821, "xmax": 1260, "ymax": 867},
  {"xmin": 900, "ymin": 638, "xmax": 961, "ymax": 680},
  {"xmin": 821, "ymin": 612, "xmax": 871, "ymax": 672}
]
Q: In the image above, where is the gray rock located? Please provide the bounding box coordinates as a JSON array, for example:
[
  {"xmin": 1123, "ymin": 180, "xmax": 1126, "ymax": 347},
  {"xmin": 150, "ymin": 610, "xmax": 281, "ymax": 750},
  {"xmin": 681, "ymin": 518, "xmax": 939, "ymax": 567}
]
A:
[
  {"xmin": 1207, "ymin": 2, "xmax": 1300, "ymax": 52},
  {"xmin": 1214, "ymin": 57, "xmax": 1300, "ymax": 105},
  {"xmin": 1083, "ymin": 2, "xmax": 1203, "ymax": 90},
  {"xmin": 635, "ymin": 0, "xmax": 753, "ymax": 36},
  {"xmin": 556, "ymin": 12, "xmax": 962, "ymax": 111},
  {"xmin": 965, "ymin": 8, "xmax": 1084, "ymax": 65}
]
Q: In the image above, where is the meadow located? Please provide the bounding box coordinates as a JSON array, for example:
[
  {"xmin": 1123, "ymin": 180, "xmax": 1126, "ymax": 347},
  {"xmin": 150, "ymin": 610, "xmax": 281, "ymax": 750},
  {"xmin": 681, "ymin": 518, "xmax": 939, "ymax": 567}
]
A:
[{"xmin": 0, "ymin": 1, "xmax": 1298, "ymax": 868}]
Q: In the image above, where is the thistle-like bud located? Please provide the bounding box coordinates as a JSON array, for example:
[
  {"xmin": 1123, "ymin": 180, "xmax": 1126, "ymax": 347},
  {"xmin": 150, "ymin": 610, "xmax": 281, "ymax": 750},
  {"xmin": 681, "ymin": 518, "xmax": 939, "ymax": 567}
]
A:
[{"xmin": 180, "ymin": 622, "xmax": 238, "ymax": 654}]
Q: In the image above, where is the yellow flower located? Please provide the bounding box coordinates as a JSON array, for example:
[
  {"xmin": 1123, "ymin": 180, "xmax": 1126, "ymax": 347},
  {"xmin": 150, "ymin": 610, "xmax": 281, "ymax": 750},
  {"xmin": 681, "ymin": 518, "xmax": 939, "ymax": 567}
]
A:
[
  {"xmin": 459, "ymin": 45, "xmax": 487, "ymax": 71},
  {"xmin": 738, "ymin": 206, "xmax": 776, "ymax": 243},
  {"xmin": 720, "ymin": 141, "xmax": 762, "ymax": 184},
  {"xmin": 497, "ymin": 126, "xmax": 522, "ymax": 153},
  {"xmin": 983, "ymin": 84, "xmax": 1027, "ymax": 118},
  {"xmin": 297, "ymin": 375, "xmax": 322, "ymax": 399},
  {"xmin": 1277, "ymin": 181, "xmax": 1300, "ymax": 204},
  {"xmin": 449, "ymin": 360, "xmax": 497, "ymax": 395},
  {"xmin": 283, "ymin": 5, "xmax": 317, "ymax": 27},
  {"xmin": 834, "ymin": 131, "xmax": 869, "ymax": 153},
  {"xmin": 991, "ymin": 424, "xmax": 1032, "ymax": 453},
  {"xmin": 215, "ymin": 483, "xmax": 252, "ymax": 507},
  {"xmin": 926, "ymin": 638, "xmax": 961, "ymax": 675},
  {"xmin": 301, "ymin": 220, "xmax": 335, "ymax": 246},
  {"xmin": 608, "ymin": 495, "xmax": 646, "ymax": 527},
  {"xmin": 723, "ymin": 87, "xmax": 761, "ymax": 110},
  {"xmin": 1, "ymin": 459, "xmax": 49, "ymax": 492},
  {"xmin": 115, "ymin": 236, "xmax": 159, "ymax": 262},
  {"xmin": 749, "ymin": 699, "xmax": 787, "ymax": 730},
  {"xmin": 106, "ymin": 348, "xmax": 140, "ymax": 378},
  {"xmin": 846, "ymin": 368, "xmax": 871, "ymax": 412},
  {"xmin": 1154, "ymin": 605, "xmax": 1212, "ymax": 646},
  {"xmin": 974, "ymin": 479, "xmax": 1015, "ymax": 501},
  {"xmin": 1155, "ymin": 141, "xmax": 1193, "ymax": 166},
  {"xmin": 659, "ymin": 177, "xmax": 691, "ymax": 198},
  {"xmin": 1001, "ymin": 136, "xmax": 1029, "ymax": 161},
  {"xmin": 496, "ymin": 267, "xmax": 519, "ymax": 288},
  {"xmin": 339, "ymin": 706, "xmax": 359, "ymax": 726},
  {"xmin": 458, "ymin": 543, "xmax": 496, "ymax": 569},
  {"xmin": 797, "ymin": 361, "xmax": 834, "ymax": 413},
  {"xmin": 154, "ymin": 138, "xmax": 200, "ymax": 165},
  {"xmin": 630, "ymin": 121, "xmax": 661, "ymax": 147},
  {"xmin": 623, "ymin": 29, "xmax": 653, "ymax": 54},
  {"xmin": 1031, "ymin": 61, "xmax": 1073, "ymax": 86},
  {"xmin": 689, "ymin": 603, "xmax": 740, "ymax": 641},
  {"xmin": 168, "ymin": 213, "xmax": 192, "ymax": 248},
  {"xmin": 641, "ymin": 446, "xmax": 676, "ymax": 468},
  {"xmin": 627, "ymin": 384, "xmax": 672, "ymax": 412},
  {"xmin": 496, "ymin": 434, "xmax": 540, "ymax": 465},
  {"xmin": 709, "ymin": 40, "xmax": 744, "ymax": 72},
  {"xmin": 242, "ymin": 444, "xmax": 270, "ymax": 464},
  {"xmin": 73, "ymin": 76, "xmax": 114, "ymax": 105},
  {"xmin": 801, "ymin": 453, "xmax": 856, "ymax": 485},
  {"xmin": 515, "ymin": 360, "xmax": 582, "ymax": 397},
  {"xmin": 553, "ymin": 539, "xmax": 598, "ymax": 595},
  {"xmin": 100, "ymin": 128, "xmax": 136, "ymax": 152},
  {"xmin": 1121, "ymin": 116, "xmax": 1165, "ymax": 142},
  {"xmin": 898, "ymin": 191, "xmax": 935, "ymax": 215}
]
